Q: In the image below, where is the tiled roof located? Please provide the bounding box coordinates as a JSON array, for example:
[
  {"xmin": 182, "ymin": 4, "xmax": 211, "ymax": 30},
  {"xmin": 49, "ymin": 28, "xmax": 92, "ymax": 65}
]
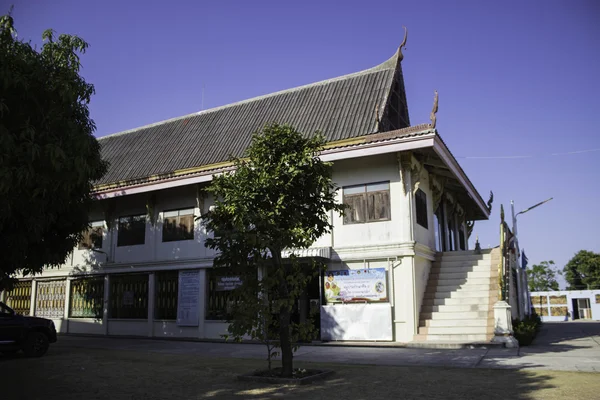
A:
[{"xmin": 97, "ymin": 49, "xmax": 406, "ymax": 186}]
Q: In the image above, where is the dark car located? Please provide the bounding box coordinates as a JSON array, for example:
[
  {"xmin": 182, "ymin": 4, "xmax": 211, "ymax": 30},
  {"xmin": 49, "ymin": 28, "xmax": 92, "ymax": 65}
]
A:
[{"xmin": 0, "ymin": 301, "xmax": 57, "ymax": 357}]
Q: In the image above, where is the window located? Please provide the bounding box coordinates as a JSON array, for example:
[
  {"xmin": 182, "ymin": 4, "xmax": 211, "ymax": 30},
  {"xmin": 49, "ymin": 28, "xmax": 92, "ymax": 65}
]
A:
[
  {"xmin": 154, "ymin": 271, "xmax": 178, "ymax": 320},
  {"xmin": 415, "ymin": 189, "xmax": 428, "ymax": 229},
  {"xmin": 206, "ymin": 270, "xmax": 240, "ymax": 320},
  {"xmin": 117, "ymin": 215, "xmax": 146, "ymax": 247},
  {"xmin": 162, "ymin": 208, "xmax": 194, "ymax": 242},
  {"xmin": 5, "ymin": 281, "xmax": 32, "ymax": 315},
  {"xmin": 35, "ymin": 280, "xmax": 67, "ymax": 319},
  {"xmin": 343, "ymin": 182, "xmax": 390, "ymax": 224},
  {"xmin": 69, "ymin": 278, "xmax": 104, "ymax": 319},
  {"xmin": 109, "ymin": 274, "xmax": 148, "ymax": 319},
  {"xmin": 78, "ymin": 221, "xmax": 104, "ymax": 250}
]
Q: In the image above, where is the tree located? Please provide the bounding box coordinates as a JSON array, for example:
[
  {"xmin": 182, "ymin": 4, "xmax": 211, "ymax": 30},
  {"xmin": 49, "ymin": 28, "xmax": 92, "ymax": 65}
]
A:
[
  {"xmin": 527, "ymin": 260, "xmax": 561, "ymax": 291},
  {"xmin": 0, "ymin": 13, "xmax": 107, "ymax": 290},
  {"xmin": 202, "ymin": 123, "xmax": 344, "ymax": 377},
  {"xmin": 563, "ymin": 250, "xmax": 600, "ymax": 290}
]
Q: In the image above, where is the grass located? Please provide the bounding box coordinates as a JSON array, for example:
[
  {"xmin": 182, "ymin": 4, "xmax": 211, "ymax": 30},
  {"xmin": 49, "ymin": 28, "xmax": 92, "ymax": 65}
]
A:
[{"xmin": 1, "ymin": 345, "xmax": 598, "ymax": 400}]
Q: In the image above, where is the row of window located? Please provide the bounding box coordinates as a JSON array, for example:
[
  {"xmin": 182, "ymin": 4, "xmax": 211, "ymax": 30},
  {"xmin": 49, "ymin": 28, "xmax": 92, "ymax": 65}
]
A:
[
  {"xmin": 3, "ymin": 271, "xmax": 234, "ymax": 321},
  {"xmin": 80, "ymin": 183, "xmax": 430, "ymax": 249},
  {"xmin": 79, "ymin": 208, "xmax": 195, "ymax": 249}
]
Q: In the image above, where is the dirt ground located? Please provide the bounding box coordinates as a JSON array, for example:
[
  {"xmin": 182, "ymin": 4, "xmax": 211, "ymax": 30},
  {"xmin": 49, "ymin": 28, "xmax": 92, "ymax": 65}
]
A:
[{"xmin": 1, "ymin": 345, "xmax": 598, "ymax": 400}]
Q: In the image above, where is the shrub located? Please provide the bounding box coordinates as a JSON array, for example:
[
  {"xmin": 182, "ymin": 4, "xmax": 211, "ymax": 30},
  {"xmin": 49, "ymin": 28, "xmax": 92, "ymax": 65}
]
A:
[{"xmin": 512, "ymin": 313, "xmax": 542, "ymax": 346}]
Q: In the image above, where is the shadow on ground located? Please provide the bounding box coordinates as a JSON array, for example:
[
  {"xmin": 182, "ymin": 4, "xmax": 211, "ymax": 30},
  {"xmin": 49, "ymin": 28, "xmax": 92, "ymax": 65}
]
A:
[{"xmin": 2, "ymin": 343, "xmax": 597, "ymax": 400}]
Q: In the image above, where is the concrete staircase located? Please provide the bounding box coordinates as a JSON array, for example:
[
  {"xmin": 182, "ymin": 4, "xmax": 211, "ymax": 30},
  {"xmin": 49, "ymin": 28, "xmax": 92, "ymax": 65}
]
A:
[{"xmin": 415, "ymin": 249, "xmax": 499, "ymax": 343}]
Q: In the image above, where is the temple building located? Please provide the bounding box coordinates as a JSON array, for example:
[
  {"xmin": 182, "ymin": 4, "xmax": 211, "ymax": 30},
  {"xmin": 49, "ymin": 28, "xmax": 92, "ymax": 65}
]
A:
[{"xmin": 2, "ymin": 35, "xmax": 506, "ymax": 344}]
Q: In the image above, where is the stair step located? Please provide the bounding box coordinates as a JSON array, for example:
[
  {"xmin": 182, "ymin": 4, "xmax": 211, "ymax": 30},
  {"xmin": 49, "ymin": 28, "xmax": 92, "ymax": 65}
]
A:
[
  {"xmin": 421, "ymin": 326, "xmax": 489, "ymax": 335},
  {"xmin": 421, "ymin": 304, "xmax": 490, "ymax": 313},
  {"xmin": 430, "ymin": 271, "xmax": 494, "ymax": 279},
  {"xmin": 431, "ymin": 262, "xmax": 492, "ymax": 272},
  {"xmin": 424, "ymin": 297, "xmax": 491, "ymax": 306},
  {"xmin": 438, "ymin": 252, "xmax": 492, "ymax": 261},
  {"xmin": 424, "ymin": 290, "xmax": 492, "ymax": 299},
  {"xmin": 428, "ymin": 277, "xmax": 493, "ymax": 286},
  {"xmin": 432, "ymin": 260, "xmax": 492, "ymax": 268},
  {"xmin": 420, "ymin": 311, "xmax": 490, "ymax": 320},
  {"xmin": 420, "ymin": 318, "xmax": 490, "ymax": 328},
  {"xmin": 417, "ymin": 333, "xmax": 491, "ymax": 342},
  {"xmin": 432, "ymin": 284, "xmax": 494, "ymax": 292}
]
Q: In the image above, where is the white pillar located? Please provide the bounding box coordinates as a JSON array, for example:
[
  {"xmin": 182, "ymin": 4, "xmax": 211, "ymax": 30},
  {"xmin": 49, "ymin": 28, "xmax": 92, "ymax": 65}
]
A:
[
  {"xmin": 30, "ymin": 280, "xmax": 37, "ymax": 316},
  {"xmin": 103, "ymin": 275, "xmax": 110, "ymax": 335},
  {"xmin": 64, "ymin": 279, "xmax": 72, "ymax": 332},
  {"xmin": 491, "ymin": 301, "xmax": 519, "ymax": 348},
  {"xmin": 148, "ymin": 272, "xmax": 155, "ymax": 337},
  {"xmin": 197, "ymin": 269, "xmax": 206, "ymax": 338}
]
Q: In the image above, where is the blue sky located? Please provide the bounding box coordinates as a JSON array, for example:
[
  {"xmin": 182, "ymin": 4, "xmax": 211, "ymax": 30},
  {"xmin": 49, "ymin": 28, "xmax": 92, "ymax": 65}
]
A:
[{"xmin": 9, "ymin": 0, "xmax": 600, "ymax": 287}]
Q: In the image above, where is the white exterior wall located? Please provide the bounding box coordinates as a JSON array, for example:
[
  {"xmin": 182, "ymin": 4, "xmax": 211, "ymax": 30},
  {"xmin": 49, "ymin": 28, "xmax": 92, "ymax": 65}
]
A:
[
  {"xmin": 9, "ymin": 152, "xmax": 452, "ymax": 343},
  {"xmin": 330, "ymin": 154, "xmax": 408, "ymax": 248},
  {"xmin": 413, "ymin": 255, "xmax": 432, "ymax": 326}
]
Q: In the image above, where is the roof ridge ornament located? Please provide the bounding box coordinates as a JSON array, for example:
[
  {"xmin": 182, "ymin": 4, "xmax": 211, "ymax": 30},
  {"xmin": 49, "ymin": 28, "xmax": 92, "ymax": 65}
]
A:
[
  {"xmin": 430, "ymin": 90, "xmax": 439, "ymax": 129},
  {"xmin": 398, "ymin": 26, "xmax": 408, "ymax": 61}
]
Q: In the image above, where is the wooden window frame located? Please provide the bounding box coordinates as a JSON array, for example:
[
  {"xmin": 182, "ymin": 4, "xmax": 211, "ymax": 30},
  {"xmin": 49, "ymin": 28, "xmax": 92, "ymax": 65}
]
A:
[
  {"xmin": 117, "ymin": 214, "xmax": 146, "ymax": 247},
  {"xmin": 343, "ymin": 182, "xmax": 391, "ymax": 225},
  {"xmin": 162, "ymin": 208, "xmax": 195, "ymax": 243}
]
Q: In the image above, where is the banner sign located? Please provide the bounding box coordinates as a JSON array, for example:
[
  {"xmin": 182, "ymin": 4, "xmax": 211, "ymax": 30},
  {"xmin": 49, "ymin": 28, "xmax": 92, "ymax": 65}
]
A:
[
  {"xmin": 324, "ymin": 268, "xmax": 387, "ymax": 303},
  {"xmin": 321, "ymin": 303, "xmax": 393, "ymax": 341},
  {"xmin": 177, "ymin": 270, "xmax": 201, "ymax": 326},
  {"xmin": 215, "ymin": 276, "xmax": 242, "ymax": 291}
]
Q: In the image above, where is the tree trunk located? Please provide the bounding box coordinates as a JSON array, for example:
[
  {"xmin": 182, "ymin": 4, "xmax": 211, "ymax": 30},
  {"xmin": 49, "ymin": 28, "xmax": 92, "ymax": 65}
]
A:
[
  {"xmin": 273, "ymin": 249, "xmax": 294, "ymax": 378},
  {"xmin": 278, "ymin": 305, "xmax": 293, "ymax": 377}
]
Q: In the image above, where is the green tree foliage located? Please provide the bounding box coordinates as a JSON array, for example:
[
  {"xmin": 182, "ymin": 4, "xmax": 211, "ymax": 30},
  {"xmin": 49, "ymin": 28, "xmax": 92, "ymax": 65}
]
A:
[
  {"xmin": 0, "ymin": 14, "xmax": 107, "ymax": 290},
  {"xmin": 563, "ymin": 250, "xmax": 600, "ymax": 290},
  {"xmin": 527, "ymin": 260, "xmax": 561, "ymax": 291},
  {"xmin": 202, "ymin": 123, "xmax": 344, "ymax": 377}
]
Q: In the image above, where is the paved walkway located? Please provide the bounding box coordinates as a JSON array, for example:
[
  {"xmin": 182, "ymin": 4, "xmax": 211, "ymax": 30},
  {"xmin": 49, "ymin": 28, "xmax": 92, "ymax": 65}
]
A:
[{"xmin": 56, "ymin": 321, "xmax": 600, "ymax": 372}]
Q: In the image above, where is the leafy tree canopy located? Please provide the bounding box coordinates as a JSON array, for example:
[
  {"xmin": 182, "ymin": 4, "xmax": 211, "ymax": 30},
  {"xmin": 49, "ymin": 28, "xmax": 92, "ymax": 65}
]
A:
[
  {"xmin": 0, "ymin": 13, "xmax": 107, "ymax": 290},
  {"xmin": 202, "ymin": 123, "xmax": 344, "ymax": 377},
  {"xmin": 563, "ymin": 250, "xmax": 600, "ymax": 290},
  {"xmin": 527, "ymin": 260, "xmax": 561, "ymax": 292}
]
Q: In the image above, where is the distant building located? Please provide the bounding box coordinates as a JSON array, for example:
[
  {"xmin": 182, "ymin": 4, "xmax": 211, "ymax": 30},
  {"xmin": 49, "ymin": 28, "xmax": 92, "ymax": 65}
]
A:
[{"xmin": 530, "ymin": 290, "xmax": 600, "ymax": 321}]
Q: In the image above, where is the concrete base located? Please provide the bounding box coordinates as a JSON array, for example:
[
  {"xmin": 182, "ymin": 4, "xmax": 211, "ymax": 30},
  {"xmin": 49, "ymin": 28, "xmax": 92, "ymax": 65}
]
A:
[
  {"xmin": 492, "ymin": 301, "xmax": 519, "ymax": 348},
  {"xmin": 492, "ymin": 335, "xmax": 519, "ymax": 348},
  {"xmin": 407, "ymin": 341, "xmax": 504, "ymax": 350}
]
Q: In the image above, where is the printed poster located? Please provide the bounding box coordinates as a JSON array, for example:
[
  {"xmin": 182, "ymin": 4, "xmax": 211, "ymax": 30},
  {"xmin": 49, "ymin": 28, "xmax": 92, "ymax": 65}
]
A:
[
  {"xmin": 324, "ymin": 268, "xmax": 387, "ymax": 303},
  {"xmin": 177, "ymin": 270, "xmax": 201, "ymax": 326}
]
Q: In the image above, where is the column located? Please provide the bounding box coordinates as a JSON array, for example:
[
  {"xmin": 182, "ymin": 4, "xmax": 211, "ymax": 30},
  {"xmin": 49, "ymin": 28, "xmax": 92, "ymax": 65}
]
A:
[
  {"xmin": 30, "ymin": 280, "xmax": 37, "ymax": 316},
  {"xmin": 63, "ymin": 279, "xmax": 72, "ymax": 333},
  {"xmin": 442, "ymin": 202, "xmax": 450, "ymax": 251},
  {"xmin": 147, "ymin": 272, "xmax": 155, "ymax": 337},
  {"xmin": 197, "ymin": 269, "xmax": 206, "ymax": 338},
  {"xmin": 103, "ymin": 275, "xmax": 110, "ymax": 335}
]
